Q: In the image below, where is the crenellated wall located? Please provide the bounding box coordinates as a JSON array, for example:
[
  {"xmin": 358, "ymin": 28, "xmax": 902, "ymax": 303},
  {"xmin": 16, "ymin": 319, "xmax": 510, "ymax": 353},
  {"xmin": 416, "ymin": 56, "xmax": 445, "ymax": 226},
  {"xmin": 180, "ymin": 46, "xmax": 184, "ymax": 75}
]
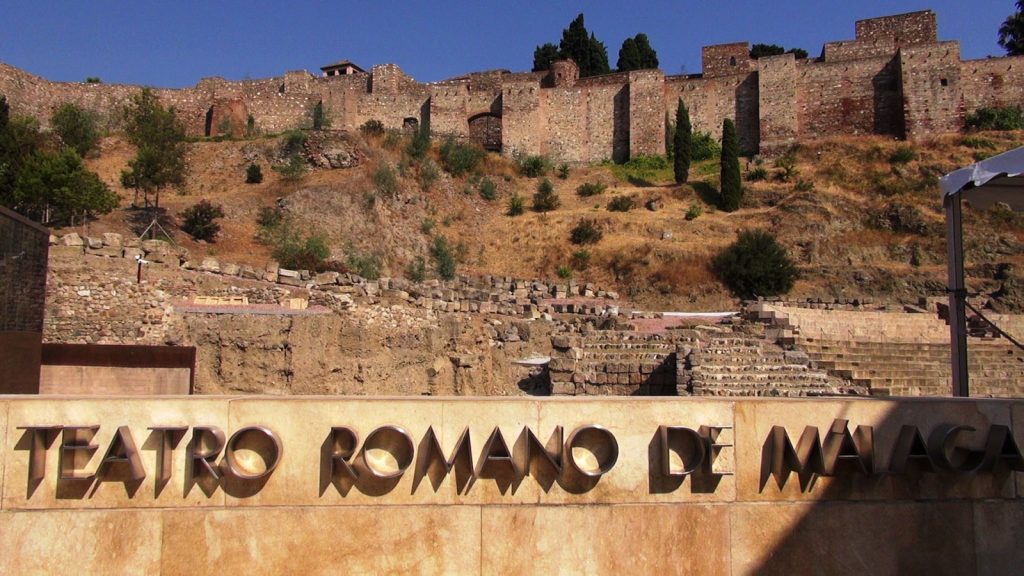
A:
[{"xmin": 0, "ymin": 9, "xmax": 1019, "ymax": 162}]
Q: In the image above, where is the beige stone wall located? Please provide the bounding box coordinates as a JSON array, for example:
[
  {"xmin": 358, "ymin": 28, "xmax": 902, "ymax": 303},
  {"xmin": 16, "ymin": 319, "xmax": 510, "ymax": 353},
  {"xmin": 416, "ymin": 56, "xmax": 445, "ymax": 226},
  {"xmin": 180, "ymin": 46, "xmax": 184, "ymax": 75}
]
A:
[{"xmin": 0, "ymin": 396, "xmax": 1020, "ymax": 574}]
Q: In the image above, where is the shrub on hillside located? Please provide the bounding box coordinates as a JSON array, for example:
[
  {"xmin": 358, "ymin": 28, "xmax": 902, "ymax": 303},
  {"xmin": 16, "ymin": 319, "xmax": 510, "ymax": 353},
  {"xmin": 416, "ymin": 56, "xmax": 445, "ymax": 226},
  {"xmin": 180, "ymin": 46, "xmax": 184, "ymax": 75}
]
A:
[
  {"xmin": 245, "ymin": 163, "xmax": 263, "ymax": 184},
  {"xmin": 478, "ymin": 178, "xmax": 497, "ymax": 201},
  {"xmin": 532, "ymin": 178, "xmax": 560, "ymax": 212},
  {"xmin": 692, "ymin": 131, "xmax": 721, "ymax": 161},
  {"xmin": 507, "ymin": 193, "xmax": 525, "ymax": 216},
  {"xmin": 713, "ymin": 229, "xmax": 798, "ymax": 299},
  {"xmin": 517, "ymin": 154, "xmax": 551, "ymax": 177},
  {"xmin": 576, "ymin": 182, "xmax": 607, "ymax": 197},
  {"xmin": 888, "ymin": 146, "xmax": 916, "ymax": 165},
  {"xmin": 439, "ymin": 137, "xmax": 485, "ymax": 176},
  {"xmin": 966, "ymin": 106, "xmax": 1024, "ymax": 131},
  {"xmin": 374, "ymin": 163, "xmax": 399, "ymax": 196},
  {"xmin": 179, "ymin": 200, "xmax": 224, "ymax": 242},
  {"xmin": 431, "ymin": 235, "xmax": 458, "ymax": 280},
  {"xmin": 570, "ymin": 219, "xmax": 603, "ymax": 245},
  {"xmin": 360, "ymin": 119, "xmax": 385, "ymax": 137},
  {"xmin": 607, "ymin": 195, "xmax": 636, "ymax": 212}
]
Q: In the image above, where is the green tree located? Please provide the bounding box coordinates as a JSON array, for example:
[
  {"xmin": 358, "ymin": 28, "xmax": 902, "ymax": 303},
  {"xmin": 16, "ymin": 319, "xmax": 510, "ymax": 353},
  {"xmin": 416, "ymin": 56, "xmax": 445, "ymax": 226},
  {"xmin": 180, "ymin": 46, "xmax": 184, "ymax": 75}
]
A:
[
  {"xmin": 713, "ymin": 229, "xmax": 798, "ymax": 299},
  {"xmin": 245, "ymin": 163, "xmax": 263, "ymax": 184},
  {"xmin": 750, "ymin": 44, "xmax": 808, "ymax": 59},
  {"xmin": 120, "ymin": 89, "xmax": 187, "ymax": 210},
  {"xmin": 559, "ymin": 14, "xmax": 610, "ymax": 77},
  {"xmin": 179, "ymin": 200, "xmax": 224, "ymax": 242},
  {"xmin": 0, "ymin": 95, "xmax": 8, "ymax": 130},
  {"xmin": 51, "ymin": 103, "xmax": 99, "ymax": 157},
  {"xmin": 719, "ymin": 118, "xmax": 742, "ymax": 211},
  {"xmin": 674, "ymin": 99, "xmax": 692, "ymax": 184},
  {"xmin": 13, "ymin": 148, "xmax": 118, "ymax": 225},
  {"xmin": 1000, "ymin": 1, "xmax": 1024, "ymax": 55},
  {"xmin": 533, "ymin": 43, "xmax": 561, "ymax": 72},
  {"xmin": 617, "ymin": 37, "xmax": 640, "ymax": 72},
  {"xmin": 0, "ymin": 112, "xmax": 45, "ymax": 209},
  {"xmin": 431, "ymin": 235, "xmax": 457, "ymax": 280},
  {"xmin": 532, "ymin": 178, "xmax": 560, "ymax": 212},
  {"xmin": 617, "ymin": 33, "xmax": 658, "ymax": 72}
]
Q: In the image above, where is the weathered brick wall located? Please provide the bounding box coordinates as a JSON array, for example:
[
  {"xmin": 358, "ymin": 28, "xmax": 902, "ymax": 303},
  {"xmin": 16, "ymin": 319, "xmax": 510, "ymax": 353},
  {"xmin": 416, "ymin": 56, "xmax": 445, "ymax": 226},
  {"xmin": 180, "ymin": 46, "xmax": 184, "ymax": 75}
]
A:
[
  {"xmin": 628, "ymin": 69, "xmax": 665, "ymax": 158},
  {"xmin": 702, "ymin": 43, "xmax": 753, "ymax": 79},
  {"xmin": 0, "ymin": 9, "xmax": 1019, "ymax": 165},
  {"xmin": 960, "ymin": 55, "xmax": 1024, "ymax": 114},
  {"xmin": 899, "ymin": 42, "xmax": 963, "ymax": 140},
  {"xmin": 796, "ymin": 55, "xmax": 904, "ymax": 141},
  {"xmin": 757, "ymin": 54, "xmax": 799, "ymax": 150},
  {"xmin": 0, "ymin": 207, "xmax": 48, "ymax": 332},
  {"xmin": 856, "ymin": 10, "xmax": 937, "ymax": 44},
  {"xmin": 665, "ymin": 71, "xmax": 758, "ymax": 156},
  {"xmin": 501, "ymin": 76, "xmax": 545, "ymax": 157},
  {"xmin": 823, "ymin": 39, "xmax": 899, "ymax": 63}
]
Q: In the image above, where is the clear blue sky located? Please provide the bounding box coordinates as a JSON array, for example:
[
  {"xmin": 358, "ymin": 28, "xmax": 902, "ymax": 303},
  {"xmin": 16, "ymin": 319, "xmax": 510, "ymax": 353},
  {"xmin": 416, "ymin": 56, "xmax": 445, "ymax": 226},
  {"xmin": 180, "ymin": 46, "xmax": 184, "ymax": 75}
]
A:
[{"xmin": 0, "ymin": 1, "xmax": 1016, "ymax": 87}]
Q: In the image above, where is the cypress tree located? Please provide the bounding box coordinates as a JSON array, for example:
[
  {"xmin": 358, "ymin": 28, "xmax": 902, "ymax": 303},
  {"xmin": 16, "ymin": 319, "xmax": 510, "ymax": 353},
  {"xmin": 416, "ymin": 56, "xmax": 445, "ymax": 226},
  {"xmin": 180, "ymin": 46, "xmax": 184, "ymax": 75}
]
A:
[
  {"xmin": 634, "ymin": 33, "xmax": 659, "ymax": 69},
  {"xmin": 0, "ymin": 95, "xmax": 8, "ymax": 130},
  {"xmin": 617, "ymin": 38, "xmax": 640, "ymax": 72},
  {"xmin": 533, "ymin": 43, "xmax": 561, "ymax": 72},
  {"xmin": 674, "ymin": 99, "xmax": 692, "ymax": 184},
  {"xmin": 720, "ymin": 118, "xmax": 742, "ymax": 211}
]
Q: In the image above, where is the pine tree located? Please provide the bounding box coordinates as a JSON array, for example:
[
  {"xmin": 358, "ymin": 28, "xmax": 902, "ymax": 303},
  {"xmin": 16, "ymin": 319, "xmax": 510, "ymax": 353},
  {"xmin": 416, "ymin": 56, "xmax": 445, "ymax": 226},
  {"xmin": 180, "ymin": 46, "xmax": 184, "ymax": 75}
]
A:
[
  {"xmin": 719, "ymin": 118, "xmax": 742, "ymax": 211},
  {"xmin": 1000, "ymin": 1, "xmax": 1024, "ymax": 56},
  {"xmin": 674, "ymin": 99, "xmax": 692, "ymax": 184}
]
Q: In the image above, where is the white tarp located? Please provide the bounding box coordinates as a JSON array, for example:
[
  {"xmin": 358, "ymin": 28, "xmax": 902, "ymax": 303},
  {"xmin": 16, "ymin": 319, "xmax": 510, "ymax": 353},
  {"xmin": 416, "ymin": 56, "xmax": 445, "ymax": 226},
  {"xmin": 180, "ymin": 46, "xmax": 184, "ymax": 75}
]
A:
[{"xmin": 940, "ymin": 146, "xmax": 1024, "ymax": 210}]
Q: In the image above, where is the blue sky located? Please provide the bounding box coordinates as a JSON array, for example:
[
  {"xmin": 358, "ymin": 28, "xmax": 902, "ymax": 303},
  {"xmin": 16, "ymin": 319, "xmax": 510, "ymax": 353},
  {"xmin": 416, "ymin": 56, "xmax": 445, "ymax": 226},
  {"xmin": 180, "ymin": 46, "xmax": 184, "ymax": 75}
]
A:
[{"xmin": 0, "ymin": 1, "xmax": 1016, "ymax": 87}]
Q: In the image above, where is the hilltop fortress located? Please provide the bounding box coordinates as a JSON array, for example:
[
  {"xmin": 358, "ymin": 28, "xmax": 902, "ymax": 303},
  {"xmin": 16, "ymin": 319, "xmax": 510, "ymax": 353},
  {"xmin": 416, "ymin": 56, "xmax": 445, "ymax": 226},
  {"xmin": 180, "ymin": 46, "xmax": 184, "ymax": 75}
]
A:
[{"xmin": 2, "ymin": 10, "xmax": 1022, "ymax": 161}]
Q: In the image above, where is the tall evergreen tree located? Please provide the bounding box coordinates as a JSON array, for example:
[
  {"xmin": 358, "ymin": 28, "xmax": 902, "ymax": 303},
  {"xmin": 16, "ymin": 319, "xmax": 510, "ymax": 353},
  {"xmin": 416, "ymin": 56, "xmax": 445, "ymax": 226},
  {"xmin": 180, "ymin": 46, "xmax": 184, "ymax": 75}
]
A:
[
  {"xmin": 720, "ymin": 118, "xmax": 742, "ymax": 211},
  {"xmin": 588, "ymin": 33, "xmax": 611, "ymax": 76},
  {"xmin": 0, "ymin": 95, "xmax": 8, "ymax": 131},
  {"xmin": 558, "ymin": 15, "xmax": 610, "ymax": 77},
  {"xmin": 674, "ymin": 99, "xmax": 692, "ymax": 184},
  {"xmin": 617, "ymin": 37, "xmax": 640, "ymax": 72},
  {"xmin": 533, "ymin": 43, "xmax": 561, "ymax": 72},
  {"xmin": 120, "ymin": 88, "xmax": 187, "ymax": 210},
  {"xmin": 1000, "ymin": 1, "xmax": 1024, "ymax": 56},
  {"xmin": 633, "ymin": 33, "xmax": 659, "ymax": 69}
]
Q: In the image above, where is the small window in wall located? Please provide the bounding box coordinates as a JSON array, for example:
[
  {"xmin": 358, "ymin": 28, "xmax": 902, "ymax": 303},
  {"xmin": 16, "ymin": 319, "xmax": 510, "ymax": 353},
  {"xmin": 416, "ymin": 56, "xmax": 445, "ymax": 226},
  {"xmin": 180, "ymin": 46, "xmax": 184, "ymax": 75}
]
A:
[
  {"xmin": 730, "ymin": 56, "xmax": 737, "ymax": 66},
  {"xmin": 402, "ymin": 117, "xmax": 419, "ymax": 134},
  {"xmin": 940, "ymin": 78, "xmax": 949, "ymax": 87}
]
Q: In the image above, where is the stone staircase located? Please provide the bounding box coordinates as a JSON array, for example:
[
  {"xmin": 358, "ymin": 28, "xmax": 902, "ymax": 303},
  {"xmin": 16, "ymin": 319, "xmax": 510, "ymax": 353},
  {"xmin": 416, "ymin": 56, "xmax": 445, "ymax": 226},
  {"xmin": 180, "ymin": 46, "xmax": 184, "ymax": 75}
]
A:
[
  {"xmin": 750, "ymin": 303, "xmax": 1024, "ymax": 398},
  {"xmin": 548, "ymin": 331, "xmax": 679, "ymax": 396},
  {"xmin": 688, "ymin": 334, "xmax": 862, "ymax": 397}
]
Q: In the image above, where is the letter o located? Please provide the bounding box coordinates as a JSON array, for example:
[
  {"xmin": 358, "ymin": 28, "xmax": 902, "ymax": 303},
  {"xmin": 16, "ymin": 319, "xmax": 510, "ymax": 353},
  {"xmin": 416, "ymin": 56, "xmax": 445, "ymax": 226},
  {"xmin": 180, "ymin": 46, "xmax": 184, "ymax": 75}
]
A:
[
  {"xmin": 223, "ymin": 426, "xmax": 283, "ymax": 481},
  {"xmin": 360, "ymin": 425, "xmax": 415, "ymax": 479},
  {"xmin": 566, "ymin": 425, "xmax": 619, "ymax": 477}
]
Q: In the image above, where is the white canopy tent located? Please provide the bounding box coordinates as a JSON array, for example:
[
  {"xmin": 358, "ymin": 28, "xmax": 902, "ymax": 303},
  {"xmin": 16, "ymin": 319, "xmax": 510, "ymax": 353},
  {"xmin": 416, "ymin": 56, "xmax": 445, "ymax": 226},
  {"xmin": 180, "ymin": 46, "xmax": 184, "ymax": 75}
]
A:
[{"xmin": 940, "ymin": 146, "xmax": 1024, "ymax": 397}]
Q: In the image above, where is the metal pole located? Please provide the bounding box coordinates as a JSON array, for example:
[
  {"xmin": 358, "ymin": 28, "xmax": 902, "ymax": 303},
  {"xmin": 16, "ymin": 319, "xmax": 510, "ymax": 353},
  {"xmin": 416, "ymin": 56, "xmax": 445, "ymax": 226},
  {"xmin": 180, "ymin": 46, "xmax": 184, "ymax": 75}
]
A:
[{"xmin": 945, "ymin": 191, "xmax": 969, "ymax": 397}]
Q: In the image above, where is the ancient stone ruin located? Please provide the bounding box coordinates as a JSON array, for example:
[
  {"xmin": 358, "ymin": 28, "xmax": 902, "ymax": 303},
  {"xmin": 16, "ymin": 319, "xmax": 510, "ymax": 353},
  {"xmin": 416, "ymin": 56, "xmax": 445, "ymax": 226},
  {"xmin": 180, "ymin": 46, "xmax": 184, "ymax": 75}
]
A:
[{"xmin": 2, "ymin": 10, "xmax": 1020, "ymax": 162}]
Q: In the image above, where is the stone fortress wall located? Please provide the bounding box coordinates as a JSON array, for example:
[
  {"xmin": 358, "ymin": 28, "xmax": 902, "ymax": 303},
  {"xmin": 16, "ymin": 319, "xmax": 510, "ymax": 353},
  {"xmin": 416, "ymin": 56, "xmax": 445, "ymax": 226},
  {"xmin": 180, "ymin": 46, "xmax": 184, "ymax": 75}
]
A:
[{"xmin": 2, "ymin": 10, "xmax": 1023, "ymax": 162}]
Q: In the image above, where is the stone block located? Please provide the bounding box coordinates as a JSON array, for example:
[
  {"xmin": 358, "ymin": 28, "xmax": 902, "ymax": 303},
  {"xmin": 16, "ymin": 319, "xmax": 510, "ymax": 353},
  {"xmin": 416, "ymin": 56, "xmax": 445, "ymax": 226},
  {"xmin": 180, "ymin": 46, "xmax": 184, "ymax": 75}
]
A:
[
  {"xmin": 140, "ymin": 239, "xmax": 169, "ymax": 254},
  {"xmin": 221, "ymin": 263, "xmax": 240, "ymax": 276},
  {"xmin": 61, "ymin": 232, "xmax": 84, "ymax": 246},
  {"xmin": 102, "ymin": 232, "xmax": 123, "ymax": 247},
  {"xmin": 123, "ymin": 247, "xmax": 144, "ymax": 260},
  {"xmin": 86, "ymin": 246, "xmax": 123, "ymax": 258},
  {"xmin": 277, "ymin": 268, "xmax": 299, "ymax": 279},
  {"xmin": 199, "ymin": 258, "xmax": 220, "ymax": 273},
  {"xmin": 239, "ymin": 265, "xmax": 261, "ymax": 279},
  {"xmin": 278, "ymin": 275, "xmax": 303, "ymax": 287},
  {"xmin": 314, "ymin": 271, "xmax": 339, "ymax": 285}
]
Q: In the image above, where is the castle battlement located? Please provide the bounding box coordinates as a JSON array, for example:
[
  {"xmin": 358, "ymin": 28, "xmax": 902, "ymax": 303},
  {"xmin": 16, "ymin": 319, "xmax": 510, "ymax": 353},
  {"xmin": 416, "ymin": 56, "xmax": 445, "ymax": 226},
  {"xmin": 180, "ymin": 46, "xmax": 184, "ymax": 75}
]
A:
[{"xmin": 1, "ymin": 9, "xmax": 1018, "ymax": 161}]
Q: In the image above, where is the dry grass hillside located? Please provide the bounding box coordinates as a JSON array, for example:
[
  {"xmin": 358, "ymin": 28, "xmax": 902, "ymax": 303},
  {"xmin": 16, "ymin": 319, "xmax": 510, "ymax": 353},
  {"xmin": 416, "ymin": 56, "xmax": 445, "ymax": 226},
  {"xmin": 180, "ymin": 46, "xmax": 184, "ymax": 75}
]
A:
[{"xmin": 63, "ymin": 128, "xmax": 1024, "ymax": 312}]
